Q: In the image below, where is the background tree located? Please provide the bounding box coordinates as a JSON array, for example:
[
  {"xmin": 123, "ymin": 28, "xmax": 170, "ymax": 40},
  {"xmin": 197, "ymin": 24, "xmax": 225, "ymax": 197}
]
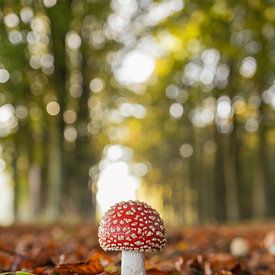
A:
[
  {"xmin": 0, "ymin": 0, "xmax": 116, "ymax": 222},
  {"xmin": 102, "ymin": 0, "xmax": 275, "ymax": 224}
]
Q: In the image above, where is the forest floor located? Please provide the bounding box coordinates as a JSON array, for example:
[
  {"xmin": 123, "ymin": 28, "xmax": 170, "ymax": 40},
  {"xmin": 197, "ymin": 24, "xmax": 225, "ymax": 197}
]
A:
[{"xmin": 1, "ymin": 223, "xmax": 275, "ymax": 274}]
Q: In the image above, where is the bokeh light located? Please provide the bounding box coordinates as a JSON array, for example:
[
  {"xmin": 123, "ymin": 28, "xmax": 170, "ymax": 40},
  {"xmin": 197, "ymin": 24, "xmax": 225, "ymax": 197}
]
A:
[
  {"xmin": 115, "ymin": 51, "xmax": 155, "ymax": 84},
  {"xmin": 4, "ymin": 13, "xmax": 20, "ymax": 28},
  {"xmin": 46, "ymin": 101, "xmax": 60, "ymax": 116},
  {"xmin": 169, "ymin": 103, "xmax": 184, "ymax": 119},
  {"xmin": 180, "ymin": 144, "xmax": 194, "ymax": 158},
  {"xmin": 66, "ymin": 31, "xmax": 82, "ymax": 50},
  {"xmin": 0, "ymin": 69, "xmax": 10, "ymax": 83},
  {"xmin": 96, "ymin": 145, "xmax": 140, "ymax": 216}
]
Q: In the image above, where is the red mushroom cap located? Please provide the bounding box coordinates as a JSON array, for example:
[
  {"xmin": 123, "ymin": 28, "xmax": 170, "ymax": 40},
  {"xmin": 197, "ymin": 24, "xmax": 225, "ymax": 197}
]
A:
[{"xmin": 98, "ymin": 200, "xmax": 166, "ymax": 252}]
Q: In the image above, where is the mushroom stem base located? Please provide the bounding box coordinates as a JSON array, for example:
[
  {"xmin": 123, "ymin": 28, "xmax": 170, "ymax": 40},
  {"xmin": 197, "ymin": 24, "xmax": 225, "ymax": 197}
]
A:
[{"xmin": 121, "ymin": 250, "xmax": 145, "ymax": 275}]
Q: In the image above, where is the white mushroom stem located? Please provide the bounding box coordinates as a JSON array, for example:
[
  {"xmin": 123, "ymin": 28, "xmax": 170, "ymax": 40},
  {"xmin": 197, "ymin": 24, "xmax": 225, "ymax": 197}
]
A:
[{"xmin": 121, "ymin": 250, "xmax": 145, "ymax": 275}]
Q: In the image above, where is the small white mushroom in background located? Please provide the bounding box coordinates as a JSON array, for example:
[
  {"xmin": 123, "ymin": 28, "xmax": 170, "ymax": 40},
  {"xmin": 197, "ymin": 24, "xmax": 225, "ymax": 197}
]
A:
[
  {"xmin": 264, "ymin": 230, "xmax": 275, "ymax": 255},
  {"xmin": 98, "ymin": 200, "xmax": 166, "ymax": 275},
  {"xmin": 230, "ymin": 237, "xmax": 250, "ymax": 257}
]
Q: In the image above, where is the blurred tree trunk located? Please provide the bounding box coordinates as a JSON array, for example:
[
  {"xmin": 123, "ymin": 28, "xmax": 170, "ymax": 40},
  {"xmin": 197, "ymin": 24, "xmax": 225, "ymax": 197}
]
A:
[
  {"xmin": 46, "ymin": 122, "xmax": 63, "ymax": 220},
  {"xmin": 190, "ymin": 126, "xmax": 200, "ymax": 223},
  {"xmin": 28, "ymin": 163, "xmax": 42, "ymax": 218},
  {"xmin": 252, "ymin": 38, "xmax": 270, "ymax": 217},
  {"xmin": 12, "ymin": 146, "xmax": 18, "ymax": 220},
  {"xmin": 73, "ymin": 52, "xmax": 94, "ymax": 219},
  {"xmin": 16, "ymin": 144, "xmax": 30, "ymax": 221},
  {"xmin": 252, "ymin": 103, "xmax": 268, "ymax": 217},
  {"xmin": 12, "ymin": 134, "xmax": 21, "ymax": 221},
  {"xmin": 45, "ymin": 1, "xmax": 72, "ymax": 220},
  {"xmin": 12, "ymin": 106, "xmax": 32, "ymax": 222},
  {"xmin": 201, "ymin": 135, "xmax": 215, "ymax": 222},
  {"xmin": 194, "ymin": 129, "xmax": 206, "ymax": 223},
  {"xmin": 214, "ymin": 131, "xmax": 226, "ymax": 222},
  {"xmin": 28, "ymin": 139, "xmax": 41, "ymax": 220},
  {"xmin": 223, "ymin": 127, "xmax": 240, "ymax": 221}
]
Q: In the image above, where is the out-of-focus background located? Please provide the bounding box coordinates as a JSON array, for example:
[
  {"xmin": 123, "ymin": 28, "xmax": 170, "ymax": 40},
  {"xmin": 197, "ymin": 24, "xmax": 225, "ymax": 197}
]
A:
[{"xmin": 0, "ymin": 0, "xmax": 274, "ymax": 226}]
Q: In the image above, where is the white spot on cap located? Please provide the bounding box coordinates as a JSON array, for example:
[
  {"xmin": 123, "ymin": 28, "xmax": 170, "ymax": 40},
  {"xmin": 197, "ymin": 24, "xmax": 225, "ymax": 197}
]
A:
[{"xmin": 126, "ymin": 211, "xmax": 134, "ymax": 215}]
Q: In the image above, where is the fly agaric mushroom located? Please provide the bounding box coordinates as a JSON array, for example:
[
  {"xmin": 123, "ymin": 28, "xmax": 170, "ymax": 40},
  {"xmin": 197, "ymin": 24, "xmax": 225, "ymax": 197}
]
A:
[{"xmin": 98, "ymin": 200, "xmax": 166, "ymax": 275}]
